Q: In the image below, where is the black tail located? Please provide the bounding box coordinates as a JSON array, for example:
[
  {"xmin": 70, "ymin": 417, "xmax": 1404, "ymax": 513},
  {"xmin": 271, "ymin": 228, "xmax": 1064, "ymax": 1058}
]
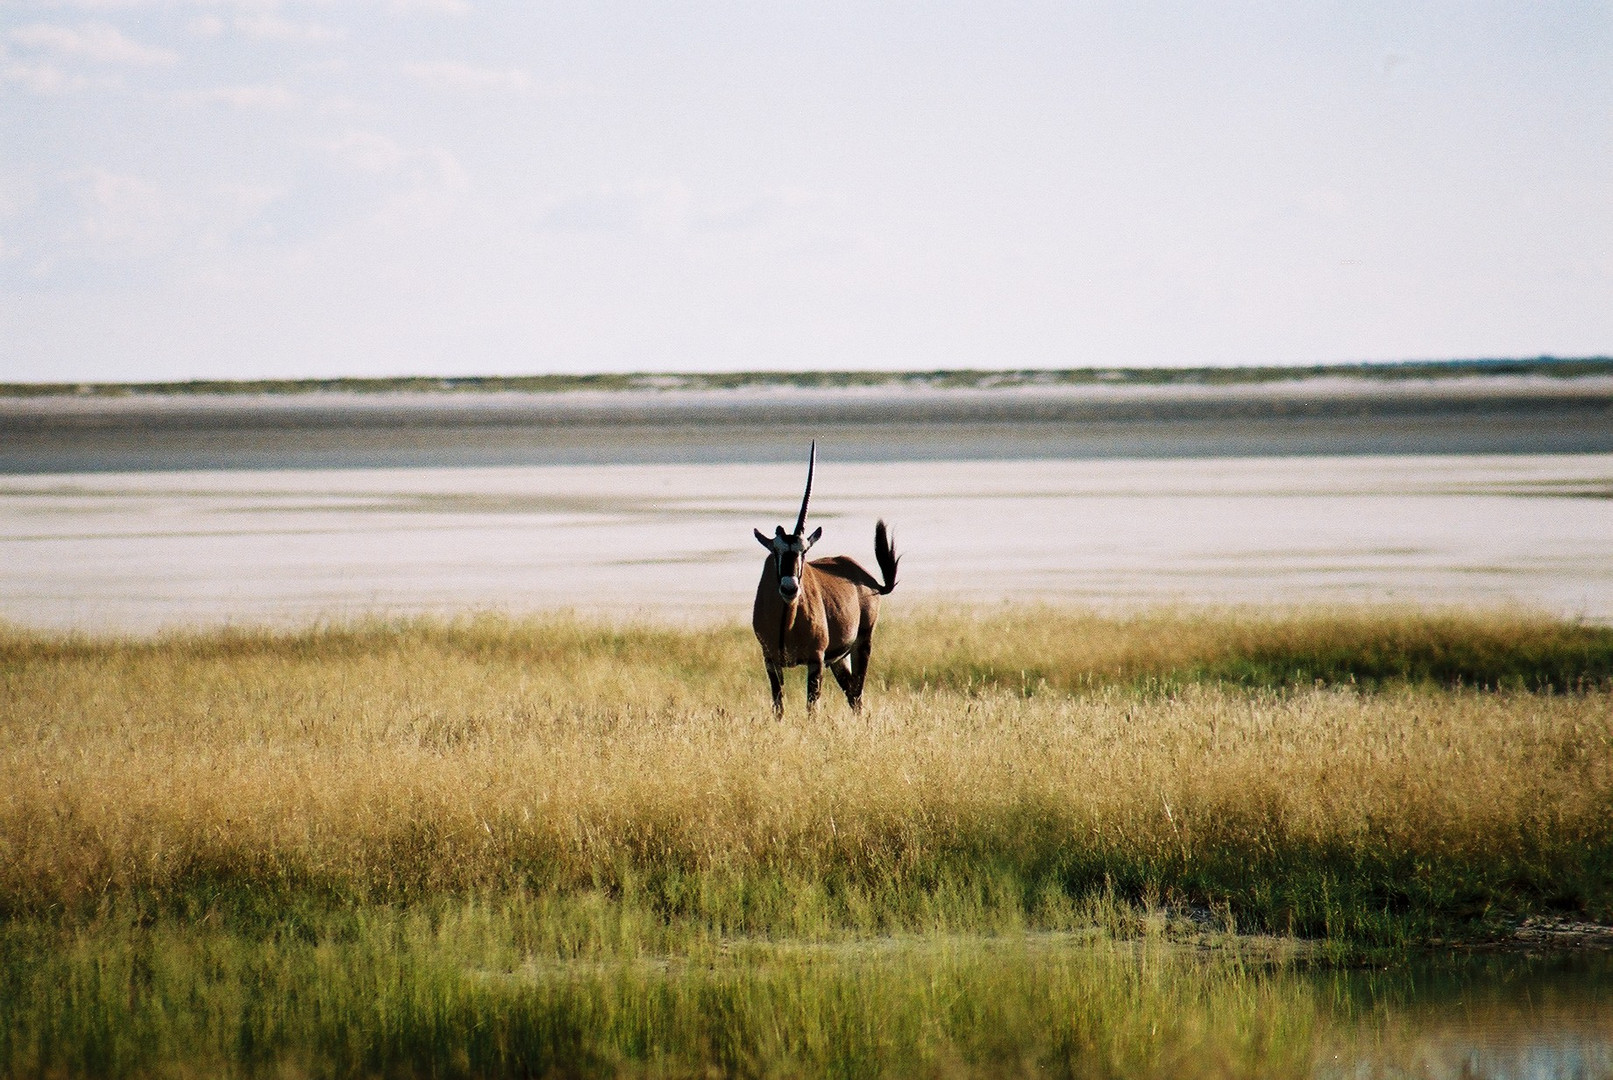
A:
[{"xmin": 873, "ymin": 519, "xmax": 900, "ymax": 594}]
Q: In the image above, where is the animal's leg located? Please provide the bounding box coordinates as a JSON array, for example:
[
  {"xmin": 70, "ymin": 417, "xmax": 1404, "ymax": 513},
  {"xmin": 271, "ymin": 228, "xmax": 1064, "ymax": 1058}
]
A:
[
  {"xmin": 805, "ymin": 656, "xmax": 824, "ymax": 714},
  {"xmin": 766, "ymin": 660, "xmax": 785, "ymax": 718},
  {"xmin": 828, "ymin": 655, "xmax": 856, "ymax": 708},
  {"xmin": 848, "ymin": 630, "xmax": 875, "ymax": 710}
]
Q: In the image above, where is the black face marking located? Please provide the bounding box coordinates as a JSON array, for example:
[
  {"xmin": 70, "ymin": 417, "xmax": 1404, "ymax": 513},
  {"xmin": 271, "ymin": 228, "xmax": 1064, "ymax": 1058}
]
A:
[
  {"xmin": 766, "ymin": 530, "xmax": 809, "ymax": 599},
  {"xmin": 758, "ymin": 519, "xmax": 820, "ymax": 602},
  {"xmin": 774, "ymin": 536, "xmax": 803, "ymax": 576}
]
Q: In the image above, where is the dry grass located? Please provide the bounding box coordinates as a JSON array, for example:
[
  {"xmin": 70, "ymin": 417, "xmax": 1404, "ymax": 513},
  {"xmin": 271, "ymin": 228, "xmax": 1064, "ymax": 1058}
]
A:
[
  {"xmin": 881, "ymin": 605, "xmax": 1613, "ymax": 692},
  {"xmin": 2, "ymin": 609, "xmax": 1610, "ymax": 939}
]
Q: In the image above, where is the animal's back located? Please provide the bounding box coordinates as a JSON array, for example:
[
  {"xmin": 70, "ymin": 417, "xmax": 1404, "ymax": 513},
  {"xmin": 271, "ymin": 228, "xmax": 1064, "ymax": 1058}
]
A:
[
  {"xmin": 809, "ymin": 555, "xmax": 883, "ymax": 593},
  {"xmin": 810, "ymin": 555, "xmax": 883, "ymax": 631}
]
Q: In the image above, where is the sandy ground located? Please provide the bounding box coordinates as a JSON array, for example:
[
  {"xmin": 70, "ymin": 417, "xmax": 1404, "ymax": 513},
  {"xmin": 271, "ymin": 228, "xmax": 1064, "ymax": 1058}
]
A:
[{"xmin": 3, "ymin": 454, "xmax": 1610, "ymax": 630}]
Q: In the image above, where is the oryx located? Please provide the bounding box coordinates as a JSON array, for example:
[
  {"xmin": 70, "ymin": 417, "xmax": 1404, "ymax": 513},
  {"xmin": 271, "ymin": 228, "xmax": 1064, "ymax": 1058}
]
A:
[{"xmin": 753, "ymin": 442, "xmax": 899, "ymax": 716}]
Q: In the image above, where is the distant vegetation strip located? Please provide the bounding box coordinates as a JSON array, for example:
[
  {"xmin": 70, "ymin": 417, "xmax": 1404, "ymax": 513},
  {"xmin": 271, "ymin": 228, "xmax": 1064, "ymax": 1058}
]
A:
[{"xmin": 3, "ymin": 355, "xmax": 1611, "ymax": 398}]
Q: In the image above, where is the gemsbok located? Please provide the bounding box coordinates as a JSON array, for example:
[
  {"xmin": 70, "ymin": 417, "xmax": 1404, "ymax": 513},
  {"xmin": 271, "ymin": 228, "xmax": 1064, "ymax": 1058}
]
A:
[{"xmin": 753, "ymin": 442, "xmax": 899, "ymax": 716}]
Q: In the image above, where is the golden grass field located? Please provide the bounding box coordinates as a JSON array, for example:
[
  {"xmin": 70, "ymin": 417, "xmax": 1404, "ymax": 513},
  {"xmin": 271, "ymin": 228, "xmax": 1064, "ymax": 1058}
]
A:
[
  {"xmin": 2, "ymin": 607, "xmax": 1611, "ymax": 1077},
  {"xmin": 4, "ymin": 607, "xmax": 1610, "ymax": 927}
]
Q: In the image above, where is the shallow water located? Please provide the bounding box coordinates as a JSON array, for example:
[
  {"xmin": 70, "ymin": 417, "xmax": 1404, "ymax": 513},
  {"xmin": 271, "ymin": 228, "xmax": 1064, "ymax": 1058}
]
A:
[
  {"xmin": 7, "ymin": 377, "xmax": 1612, "ymax": 471},
  {"xmin": 494, "ymin": 941, "xmax": 1613, "ymax": 1078},
  {"xmin": 3, "ymin": 453, "xmax": 1611, "ymax": 630},
  {"xmin": 5, "ymin": 922, "xmax": 1609, "ymax": 1077},
  {"xmin": 1314, "ymin": 950, "xmax": 1613, "ymax": 1080}
]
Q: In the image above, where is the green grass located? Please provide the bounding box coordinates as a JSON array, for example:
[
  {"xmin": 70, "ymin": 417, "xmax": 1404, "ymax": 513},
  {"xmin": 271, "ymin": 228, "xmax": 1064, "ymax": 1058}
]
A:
[
  {"xmin": 4, "ymin": 894, "xmax": 1609, "ymax": 1078},
  {"xmin": 0, "ymin": 896, "xmax": 1405, "ymax": 1079}
]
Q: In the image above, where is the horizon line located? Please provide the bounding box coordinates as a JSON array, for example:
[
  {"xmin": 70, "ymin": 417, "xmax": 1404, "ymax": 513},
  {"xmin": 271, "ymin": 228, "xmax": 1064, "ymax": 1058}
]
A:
[{"xmin": 5, "ymin": 354, "xmax": 1611, "ymax": 398}]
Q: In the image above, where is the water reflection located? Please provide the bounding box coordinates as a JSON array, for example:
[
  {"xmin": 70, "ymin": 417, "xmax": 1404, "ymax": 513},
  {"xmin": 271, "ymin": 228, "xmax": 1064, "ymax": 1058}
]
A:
[{"xmin": 1317, "ymin": 952, "xmax": 1613, "ymax": 1080}]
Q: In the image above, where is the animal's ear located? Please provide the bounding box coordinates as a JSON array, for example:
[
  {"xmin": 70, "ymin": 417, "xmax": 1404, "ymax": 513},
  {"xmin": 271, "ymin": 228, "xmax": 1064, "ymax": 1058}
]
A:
[
  {"xmin": 754, "ymin": 529, "xmax": 773, "ymax": 549},
  {"xmin": 805, "ymin": 526, "xmax": 822, "ymax": 549}
]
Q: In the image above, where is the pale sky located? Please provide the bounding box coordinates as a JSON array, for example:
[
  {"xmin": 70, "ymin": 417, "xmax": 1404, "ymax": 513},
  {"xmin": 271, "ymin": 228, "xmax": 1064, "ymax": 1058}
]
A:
[{"xmin": 1, "ymin": 1, "xmax": 1609, "ymax": 383}]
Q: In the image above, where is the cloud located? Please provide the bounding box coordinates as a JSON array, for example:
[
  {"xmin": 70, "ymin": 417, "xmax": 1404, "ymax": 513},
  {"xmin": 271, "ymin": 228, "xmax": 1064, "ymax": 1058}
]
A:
[
  {"xmin": 387, "ymin": 0, "xmax": 470, "ymax": 13},
  {"xmin": 2, "ymin": 61, "xmax": 93, "ymax": 94},
  {"xmin": 222, "ymin": 183, "xmax": 284, "ymax": 217},
  {"xmin": 534, "ymin": 182, "xmax": 831, "ymax": 254},
  {"xmin": 17, "ymin": 0, "xmax": 165, "ymax": 9},
  {"xmin": 0, "ymin": 175, "xmax": 34, "ymax": 220},
  {"xmin": 72, "ymin": 169, "xmax": 176, "ymax": 256},
  {"xmin": 31, "ymin": 0, "xmax": 467, "ymax": 11},
  {"xmin": 373, "ymin": 146, "xmax": 469, "ymax": 228},
  {"xmin": 198, "ymin": 181, "xmax": 286, "ymax": 248},
  {"xmin": 402, "ymin": 60, "xmax": 530, "ymax": 92},
  {"xmin": 186, "ymin": 84, "xmax": 303, "ymax": 108},
  {"xmin": 6, "ymin": 21, "xmax": 176, "ymax": 65},
  {"xmin": 542, "ymin": 181, "xmax": 694, "ymax": 238},
  {"xmin": 3, "ymin": 166, "xmax": 299, "ymax": 277},
  {"xmin": 234, "ymin": 14, "xmax": 343, "ymax": 44},
  {"xmin": 326, "ymin": 131, "xmax": 406, "ymax": 173}
]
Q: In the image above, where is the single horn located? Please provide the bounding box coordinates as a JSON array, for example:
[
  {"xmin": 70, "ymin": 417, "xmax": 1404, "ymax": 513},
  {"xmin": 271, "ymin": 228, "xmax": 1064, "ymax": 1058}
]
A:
[{"xmin": 793, "ymin": 440, "xmax": 816, "ymax": 536}]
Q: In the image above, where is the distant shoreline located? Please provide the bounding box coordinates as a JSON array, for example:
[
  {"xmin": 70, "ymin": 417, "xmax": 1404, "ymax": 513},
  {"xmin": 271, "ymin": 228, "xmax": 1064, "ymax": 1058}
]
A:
[
  {"xmin": 2, "ymin": 364, "xmax": 1611, "ymax": 472},
  {"xmin": 3, "ymin": 355, "xmax": 1611, "ymax": 399}
]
